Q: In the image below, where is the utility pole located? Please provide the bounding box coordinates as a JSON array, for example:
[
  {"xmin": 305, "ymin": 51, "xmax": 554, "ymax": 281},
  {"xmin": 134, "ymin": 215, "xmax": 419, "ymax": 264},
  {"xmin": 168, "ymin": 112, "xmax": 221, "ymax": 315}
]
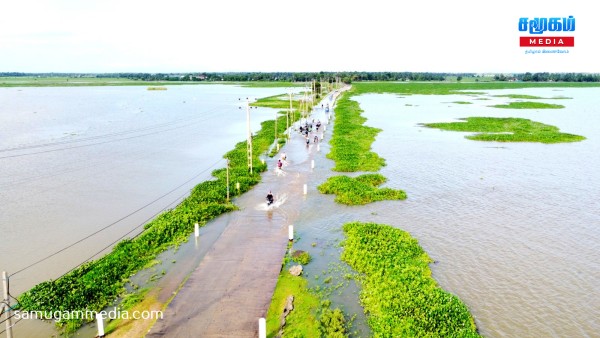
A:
[
  {"xmin": 2, "ymin": 271, "xmax": 13, "ymax": 338},
  {"xmin": 288, "ymin": 89, "xmax": 292, "ymax": 140},
  {"xmin": 246, "ymin": 98, "xmax": 253, "ymax": 174},
  {"xmin": 226, "ymin": 159, "xmax": 230, "ymax": 202},
  {"xmin": 274, "ymin": 108, "xmax": 278, "ymax": 144}
]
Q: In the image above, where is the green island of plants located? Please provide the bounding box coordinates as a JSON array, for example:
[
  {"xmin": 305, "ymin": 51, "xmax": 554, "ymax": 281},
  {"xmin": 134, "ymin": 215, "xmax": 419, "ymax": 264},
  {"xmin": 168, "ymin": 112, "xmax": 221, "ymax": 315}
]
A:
[
  {"xmin": 452, "ymin": 101, "xmax": 472, "ymax": 104},
  {"xmin": 341, "ymin": 222, "xmax": 480, "ymax": 337},
  {"xmin": 490, "ymin": 101, "xmax": 565, "ymax": 109},
  {"xmin": 17, "ymin": 103, "xmax": 304, "ymax": 333},
  {"xmin": 492, "ymin": 94, "xmax": 571, "ymax": 99},
  {"xmin": 422, "ymin": 117, "xmax": 585, "ymax": 143},
  {"xmin": 250, "ymin": 94, "xmax": 299, "ymax": 109},
  {"xmin": 318, "ymin": 174, "xmax": 407, "ymax": 205},
  {"xmin": 292, "ymin": 250, "xmax": 313, "ymax": 265},
  {"xmin": 326, "ymin": 92, "xmax": 385, "ymax": 172}
]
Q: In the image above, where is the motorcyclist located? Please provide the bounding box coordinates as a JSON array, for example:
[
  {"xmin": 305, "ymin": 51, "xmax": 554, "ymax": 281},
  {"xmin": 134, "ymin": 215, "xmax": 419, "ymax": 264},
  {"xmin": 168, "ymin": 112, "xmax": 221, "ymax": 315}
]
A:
[{"xmin": 266, "ymin": 191, "xmax": 274, "ymax": 205}]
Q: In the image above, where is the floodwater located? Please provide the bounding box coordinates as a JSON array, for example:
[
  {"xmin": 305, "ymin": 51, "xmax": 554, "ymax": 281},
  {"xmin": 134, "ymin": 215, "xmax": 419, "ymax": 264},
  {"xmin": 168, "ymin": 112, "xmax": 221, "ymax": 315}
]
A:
[
  {"xmin": 0, "ymin": 84, "xmax": 298, "ymax": 336},
  {"xmin": 292, "ymin": 88, "xmax": 599, "ymax": 337},
  {"xmin": 2, "ymin": 85, "xmax": 599, "ymax": 337}
]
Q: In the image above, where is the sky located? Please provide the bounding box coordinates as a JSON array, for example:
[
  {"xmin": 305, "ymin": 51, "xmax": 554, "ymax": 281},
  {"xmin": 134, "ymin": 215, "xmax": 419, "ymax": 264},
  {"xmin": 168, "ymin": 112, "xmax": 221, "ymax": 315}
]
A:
[{"xmin": 1, "ymin": 0, "xmax": 598, "ymax": 73}]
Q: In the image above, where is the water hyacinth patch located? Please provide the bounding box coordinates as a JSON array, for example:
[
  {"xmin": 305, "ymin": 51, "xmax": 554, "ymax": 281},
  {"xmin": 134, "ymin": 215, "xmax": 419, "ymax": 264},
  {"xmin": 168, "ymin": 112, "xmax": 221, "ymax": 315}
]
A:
[
  {"xmin": 341, "ymin": 222, "xmax": 481, "ymax": 337},
  {"xmin": 422, "ymin": 117, "xmax": 585, "ymax": 143},
  {"xmin": 318, "ymin": 174, "xmax": 406, "ymax": 205}
]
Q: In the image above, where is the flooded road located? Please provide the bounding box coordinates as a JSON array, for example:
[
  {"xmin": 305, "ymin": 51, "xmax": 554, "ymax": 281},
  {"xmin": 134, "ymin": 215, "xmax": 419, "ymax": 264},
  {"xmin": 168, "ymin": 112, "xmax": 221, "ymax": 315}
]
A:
[{"xmin": 2, "ymin": 85, "xmax": 598, "ymax": 337}]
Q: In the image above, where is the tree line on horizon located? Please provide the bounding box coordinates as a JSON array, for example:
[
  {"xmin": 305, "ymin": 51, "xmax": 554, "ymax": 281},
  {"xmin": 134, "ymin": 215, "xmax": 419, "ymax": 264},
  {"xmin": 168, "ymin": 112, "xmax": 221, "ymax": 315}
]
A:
[{"xmin": 2, "ymin": 71, "xmax": 600, "ymax": 83}]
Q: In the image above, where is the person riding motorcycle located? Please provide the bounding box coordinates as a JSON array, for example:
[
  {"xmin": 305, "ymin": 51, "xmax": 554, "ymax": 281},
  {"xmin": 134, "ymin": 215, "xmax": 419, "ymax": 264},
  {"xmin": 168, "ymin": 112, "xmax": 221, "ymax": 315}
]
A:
[{"xmin": 266, "ymin": 191, "xmax": 274, "ymax": 206}]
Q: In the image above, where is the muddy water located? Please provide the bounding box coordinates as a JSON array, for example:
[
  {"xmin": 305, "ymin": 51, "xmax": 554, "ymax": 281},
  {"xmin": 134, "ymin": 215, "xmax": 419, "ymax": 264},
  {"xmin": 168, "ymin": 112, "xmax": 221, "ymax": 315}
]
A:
[
  {"xmin": 3, "ymin": 86, "xmax": 598, "ymax": 337},
  {"xmin": 292, "ymin": 88, "xmax": 599, "ymax": 337},
  {"xmin": 0, "ymin": 84, "xmax": 296, "ymax": 337}
]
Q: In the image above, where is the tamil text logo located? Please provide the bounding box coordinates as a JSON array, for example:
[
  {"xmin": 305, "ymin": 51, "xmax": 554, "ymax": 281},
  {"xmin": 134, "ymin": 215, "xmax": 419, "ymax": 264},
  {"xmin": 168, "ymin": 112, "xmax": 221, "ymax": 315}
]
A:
[{"xmin": 519, "ymin": 16, "xmax": 575, "ymax": 47}]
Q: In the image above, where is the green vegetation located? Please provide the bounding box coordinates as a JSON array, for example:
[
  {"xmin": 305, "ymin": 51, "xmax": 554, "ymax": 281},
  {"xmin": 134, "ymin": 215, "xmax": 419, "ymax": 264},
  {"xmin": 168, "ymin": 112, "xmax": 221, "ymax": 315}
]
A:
[
  {"xmin": 423, "ymin": 117, "xmax": 585, "ymax": 143},
  {"xmin": 491, "ymin": 94, "xmax": 571, "ymax": 99},
  {"xmin": 322, "ymin": 88, "xmax": 407, "ymax": 205},
  {"xmin": 236, "ymin": 81, "xmax": 304, "ymax": 88},
  {"xmin": 490, "ymin": 101, "xmax": 565, "ymax": 109},
  {"xmin": 18, "ymin": 106, "xmax": 302, "ymax": 333},
  {"xmin": 250, "ymin": 94, "xmax": 293, "ymax": 109},
  {"xmin": 266, "ymin": 271, "xmax": 321, "ymax": 337},
  {"xmin": 351, "ymin": 81, "xmax": 600, "ymax": 96},
  {"xmin": 452, "ymin": 101, "xmax": 472, "ymax": 104},
  {"xmin": 267, "ymin": 248, "xmax": 350, "ymax": 338},
  {"xmin": 319, "ymin": 307, "xmax": 348, "ymax": 337},
  {"xmin": 292, "ymin": 251, "xmax": 313, "ymax": 265},
  {"xmin": 147, "ymin": 86, "xmax": 167, "ymax": 90},
  {"xmin": 318, "ymin": 174, "xmax": 407, "ymax": 205},
  {"xmin": 493, "ymin": 94, "xmax": 545, "ymax": 99},
  {"xmin": 326, "ymin": 93, "xmax": 385, "ymax": 172},
  {"xmin": 341, "ymin": 222, "xmax": 480, "ymax": 337}
]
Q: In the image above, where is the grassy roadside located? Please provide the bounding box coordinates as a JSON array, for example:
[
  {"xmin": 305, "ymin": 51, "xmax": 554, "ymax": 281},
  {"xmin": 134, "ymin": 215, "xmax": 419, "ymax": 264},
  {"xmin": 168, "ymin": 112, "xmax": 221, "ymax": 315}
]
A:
[
  {"xmin": 341, "ymin": 222, "xmax": 481, "ymax": 337},
  {"xmin": 320, "ymin": 87, "xmax": 405, "ymax": 207},
  {"xmin": 326, "ymin": 90, "xmax": 385, "ymax": 172},
  {"xmin": 266, "ymin": 247, "xmax": 349, "ymax": 337},
  {"xmin": 422, "ymin": 117, "xmax": 585, "ymax": 143},
  {"xmin": 266, "ymin": 270, "xmax": 321, "ymax": 337}
]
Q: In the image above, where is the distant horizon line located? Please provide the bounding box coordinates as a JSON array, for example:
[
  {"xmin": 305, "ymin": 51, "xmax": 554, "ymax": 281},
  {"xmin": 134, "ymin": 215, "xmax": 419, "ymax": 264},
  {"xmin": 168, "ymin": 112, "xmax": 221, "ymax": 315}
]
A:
[{"xmin": 2, "ymin": 71, "xmax": 600, "ymax": 75}]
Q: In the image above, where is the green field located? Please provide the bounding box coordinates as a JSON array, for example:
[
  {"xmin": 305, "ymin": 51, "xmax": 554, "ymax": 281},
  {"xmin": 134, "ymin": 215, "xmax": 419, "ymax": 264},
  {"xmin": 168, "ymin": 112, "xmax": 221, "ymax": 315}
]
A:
[{"xmin": 423, "ymin": 117, "xmax": 585, "ymax": 143}]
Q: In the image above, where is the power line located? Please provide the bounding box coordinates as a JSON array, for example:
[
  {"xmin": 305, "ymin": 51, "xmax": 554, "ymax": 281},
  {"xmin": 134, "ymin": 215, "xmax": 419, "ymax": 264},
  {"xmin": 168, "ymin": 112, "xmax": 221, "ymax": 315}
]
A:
[
  {"xmin": 0, "ymin": 117, "xmax": 214, "ymax": 160},
  {"xmin": 54, "ymin": 157, "xmax": 221, "ymax": 280},
  {"xmin": 9, "ymin": 157, "xmax": 226, "ymax": 278},
  {"xmin": 0, "ymin": 311, "xmax": 18, "ymax": 326},
  {"xmin": 0, "ymin": 105, "xmax": 226, "ymax": 154},
  {"xmin": 0, "ymin": 316, "xmax": 21, "ymax": 335}
]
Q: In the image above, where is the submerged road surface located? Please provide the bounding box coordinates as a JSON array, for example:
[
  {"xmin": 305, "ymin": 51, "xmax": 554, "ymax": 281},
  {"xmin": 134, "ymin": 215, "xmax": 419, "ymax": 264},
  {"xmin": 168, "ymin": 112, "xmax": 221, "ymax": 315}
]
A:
[{"xmin": 146, "ymin": 90, "xmax": 345, "ymax": 337}]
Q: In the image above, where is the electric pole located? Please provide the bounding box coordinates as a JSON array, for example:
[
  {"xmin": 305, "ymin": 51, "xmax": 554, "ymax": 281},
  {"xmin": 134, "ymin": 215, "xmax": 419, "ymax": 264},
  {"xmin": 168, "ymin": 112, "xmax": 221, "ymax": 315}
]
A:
[
  {"xmin": 226, "ymin": 159, "xmax": 230, "ymax": 202},
  {"xmin": 246, "ymin": 98, "xmax": 252, "ymax": 174},
  {"xmin": 288, "ymin": 89, "xmax": 292, "ymax": 140},
  {"xmin": 2, "ymin": 271, "xmax": 13, "ymax": 338}
]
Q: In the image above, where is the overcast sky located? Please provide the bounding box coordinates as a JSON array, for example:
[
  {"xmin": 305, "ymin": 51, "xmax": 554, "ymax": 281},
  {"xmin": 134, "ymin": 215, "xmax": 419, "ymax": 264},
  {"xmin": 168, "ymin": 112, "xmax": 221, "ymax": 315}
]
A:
[{"xmin": 1, "ymin": 0, "xmax": 597, "ymax": 73}]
